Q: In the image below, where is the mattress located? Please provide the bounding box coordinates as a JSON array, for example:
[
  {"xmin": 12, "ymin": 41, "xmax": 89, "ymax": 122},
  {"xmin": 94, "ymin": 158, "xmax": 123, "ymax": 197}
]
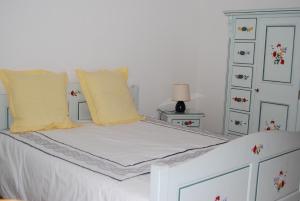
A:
[{"xmin": 0, "ymin": 118, "xmax": 228, "ymax": 201}]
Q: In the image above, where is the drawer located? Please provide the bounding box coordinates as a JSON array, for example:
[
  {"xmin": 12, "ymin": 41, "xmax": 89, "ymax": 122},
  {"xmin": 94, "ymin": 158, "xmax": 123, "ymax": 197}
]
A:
[
  {"xmin": 230, "ymin": 89, "xmax": 251, "ymax": 111},
  {"xmin": 235, "ymin": 18, "xmax": 257, "ymax": 40},
  {"xmin": 233, "ymin": 42, "xmax": 255, "ymax": 65},
  {"xmin": 179, "ymin": 167, "xmax": 249, "ymax": 201},
  {"xmin": 228, "ymin": 111, "xmax": 249, "ymax": 134},
  {"xmin": 231, "ymin": 66, "xmax": 253, "ymax": 88},
  {"xmin": 172, "ymin": 119, "xmax": 183, "ymax": 126},
  {"xmin": 256, "ymin": 150, "xmax": 300, "ymax": 201}
]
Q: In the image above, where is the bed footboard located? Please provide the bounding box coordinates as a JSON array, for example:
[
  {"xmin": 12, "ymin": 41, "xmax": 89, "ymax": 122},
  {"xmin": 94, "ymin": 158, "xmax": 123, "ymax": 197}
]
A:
[{"xmin": 151, "ymin": 132, "xmax": 300, "ymax": 201}]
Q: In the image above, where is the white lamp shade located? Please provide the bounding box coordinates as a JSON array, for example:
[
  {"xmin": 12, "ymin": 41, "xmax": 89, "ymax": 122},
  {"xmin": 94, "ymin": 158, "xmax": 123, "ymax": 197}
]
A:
[{"xmin": 172, "ymin": 83, "xmax": 191, "ymax": 101}]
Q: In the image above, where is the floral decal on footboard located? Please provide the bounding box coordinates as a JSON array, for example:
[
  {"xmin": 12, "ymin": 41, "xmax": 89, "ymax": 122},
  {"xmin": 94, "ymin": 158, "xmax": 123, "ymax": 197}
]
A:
[
  {"xmin": 274, "ymin": 170, "xmax": 287, "ymax": 192},
  {"xmin": 265, "ymin": 120, "xmax": 280, "ymax": 131},
  {"xmin": 251, "ymin": 144, "xmax": 263, "ymax": 155},
  {"xmin": 70, "ymin": 90, "xmax": 81, "ymax": 97},
  {"xmin": 215, "ymin": 195, "xmax": 227, "ymax": 201}
]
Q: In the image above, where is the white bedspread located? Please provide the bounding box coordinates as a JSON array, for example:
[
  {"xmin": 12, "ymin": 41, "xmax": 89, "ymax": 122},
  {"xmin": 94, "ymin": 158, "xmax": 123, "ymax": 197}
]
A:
[{"xmin": 0, "ymin": 119, "xmax": 227, "ymax": 201}]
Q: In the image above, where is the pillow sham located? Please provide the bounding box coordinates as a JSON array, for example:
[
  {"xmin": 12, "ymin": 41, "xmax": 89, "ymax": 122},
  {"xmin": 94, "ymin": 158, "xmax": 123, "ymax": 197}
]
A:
[
  {"xmin": 0, "ymin": 69, "xmax": 76, "ymax": 133},
  {"xmin": 76, "ymin": 68, "xmax": 143, "ymax": 125}
]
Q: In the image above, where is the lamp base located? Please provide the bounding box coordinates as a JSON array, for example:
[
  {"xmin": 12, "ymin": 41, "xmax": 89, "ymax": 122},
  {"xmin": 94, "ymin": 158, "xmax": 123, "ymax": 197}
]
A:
[{"xmin": 175, "ymin": 101, "xmax": 186, "ymax": 113}]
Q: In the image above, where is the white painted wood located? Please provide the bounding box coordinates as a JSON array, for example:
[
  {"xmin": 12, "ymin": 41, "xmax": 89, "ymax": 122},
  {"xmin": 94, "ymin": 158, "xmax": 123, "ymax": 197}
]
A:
[
  {"xmin": 228, "ymin": 111, "xmax": 249, "ymax": 134},
  {"xmin": 179, "ymin": 167, "xmax": 249, "ymax": 201},
  {"xmin": 150, "ymin": 131, "xmax": 300, "ymax": 201},
  {"xmin": 256, "ymin": 150, "xmax": 300, "ymax": 201},
  {"xmin": 233, "ymin": 42, "xmax": 255, "ymax": 65},
  {"xmin": 0, "ymin": 83, "xmax": 139, "ymax": 129},
  {"xmin": 224, "ymin": 8, "xmax": 300, "ymax": 16},
  {"xmin": 158, "ymin": 110, "xmax": 205, "ymax": 129},
  {"xmin": 252, "ymin": 17, "xmax": 300, "ymax": 132},
  {"xmin": 230, "ymin": 88, "xmax": 251, "ymax": 111},
  {"xmin": 234, "ymin": 18, "xmax": 257, "ymax": 40},
  {"xmin": 231, "ymin": 66, "xmax": 253, "ymax": 88},
  {"xmin": 224, "ymin": 9, "xmax": 300, "ymax": 135}
]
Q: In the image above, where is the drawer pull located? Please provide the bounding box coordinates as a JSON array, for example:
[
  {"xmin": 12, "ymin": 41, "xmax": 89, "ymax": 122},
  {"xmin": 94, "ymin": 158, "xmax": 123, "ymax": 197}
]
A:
[
  {"xmin": 232, "ymin": 96, "xmax": 248, "ymax": 103},
  {"xmin": 235, "ymin": 74, "xmax": 249, "ymax": 80},
  {"xmin": 274, "ymin": 170, "xmax": 287, "ymax": 192},
  {"xmin": 238, "ymin": 50, "xmax": 250, "ymax": 55},
  {"xmin": 231, "ymin": 120, "xmax": 247, "ymax": 126}
]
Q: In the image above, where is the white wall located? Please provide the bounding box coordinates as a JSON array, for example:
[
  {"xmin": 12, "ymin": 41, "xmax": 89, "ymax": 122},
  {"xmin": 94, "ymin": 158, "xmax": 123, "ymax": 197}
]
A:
[
  {"xmin": 0, "ymin": 0, "xmax": 199, "ymax": 119},
  {"xmin": 0, "ymin": 0, "xmax": 299, "ymax": 133}
]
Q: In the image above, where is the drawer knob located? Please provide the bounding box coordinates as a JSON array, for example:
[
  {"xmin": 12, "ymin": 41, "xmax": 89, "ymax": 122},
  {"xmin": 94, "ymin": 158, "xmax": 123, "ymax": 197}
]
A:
[
  {"xmin": 235, "ymin": 74, "xmax": 249, "ymax": 80},
  {"xmin": 232, "ymin": 96, "xmax": 248, "ymax": 103},
  {"xmin": 254, "ymin": 88, "xmax": 260, "ymax": 93}
]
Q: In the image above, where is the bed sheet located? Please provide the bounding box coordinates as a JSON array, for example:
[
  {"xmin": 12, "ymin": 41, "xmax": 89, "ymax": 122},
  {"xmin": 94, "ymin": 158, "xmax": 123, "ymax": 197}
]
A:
[{"xmin": 0, "ymin": 118, "xmax": 228, "ymax": 201}]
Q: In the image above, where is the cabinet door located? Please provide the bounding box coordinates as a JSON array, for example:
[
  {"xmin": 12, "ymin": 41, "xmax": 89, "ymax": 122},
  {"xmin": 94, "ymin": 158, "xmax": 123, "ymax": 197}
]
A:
[{"xmin": 251, "ymin": 18, "xmax": 300, "ymax": 133}]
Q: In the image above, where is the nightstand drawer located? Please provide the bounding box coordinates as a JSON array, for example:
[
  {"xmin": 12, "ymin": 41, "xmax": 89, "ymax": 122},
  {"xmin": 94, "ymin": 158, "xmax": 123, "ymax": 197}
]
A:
[
  {"xmin": 171, "ymin": 119, "xmax": 200, "ymax": 127},
  {"xmin": 159, "ymin": 110, "xmax": 204, "ymax": 129}
]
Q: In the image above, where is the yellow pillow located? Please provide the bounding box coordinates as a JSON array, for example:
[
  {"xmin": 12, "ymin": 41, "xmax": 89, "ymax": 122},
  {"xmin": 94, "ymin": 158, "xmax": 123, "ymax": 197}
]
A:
[
  {"xmin": 0, "ymin": 69, "xmax": 77, "ymax": 133},
  {"xmin": 76, "ymin": 68, "xmax": 143, "ymax": 125}
]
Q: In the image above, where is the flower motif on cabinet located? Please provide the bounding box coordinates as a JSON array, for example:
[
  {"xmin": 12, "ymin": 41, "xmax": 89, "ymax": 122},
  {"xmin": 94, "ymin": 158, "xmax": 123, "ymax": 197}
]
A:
[
  {"xmin": 238, "ymin": 26, "xmax": 254, "ymax": 32},
  {"xmin": 70, "ymin": 90, "xmax": 81, "ymax": 97},
  {"xmin": 265, "ymin": 120, "xmax": 280, "ymax": 131},
  {"xmin": 251, "ymin": 144, "xmax": 263, "ymax": 155},
  {"xmin": 272, "ymin": 43, "xmax": 287, "ymax": 65},
  {"xmin": 274, "ymin": 170, "xmax": 287, "ymax": 192},
  {"xmin": 232, "ymin": 96, "xmax": 248, "ymax": 103},
  {"xmin": 215, "ymin": 195, "xmax": 227, "ymax": 201}
]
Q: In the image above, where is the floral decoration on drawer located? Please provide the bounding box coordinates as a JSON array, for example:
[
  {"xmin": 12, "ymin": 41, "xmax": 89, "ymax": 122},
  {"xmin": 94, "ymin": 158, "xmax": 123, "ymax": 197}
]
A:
[
  {"xmin": 231, "ymin": 119, "xmax": 247, "ymax": 126},
  {"xmin": 237, "ymin": 50, "xmax": 250, "ymax": 56},
  {"xmin": 272, "ymin": 43, "xmax": 287, "ymax": 65},
  {"xmin": 274, "ymin": 170, "xmax": 287, "ymax": 192},
  {"xmin": 238, "ymin": 26, "xmax": 254, "ymax": 32},
  {"xmin": 265, "ymin": 120, "xmax": 280, "ymax": 131},
  {"xmin": 70, "ymin": 90, "xmax": 81, "ymax": 97},
  {"xmin": 183, "ymin": 120, "xmax": 193, "ymax": 126},
  {"xmin": 215, "ymin": 195, "xmax": 227, "ymax": 201},
  {"xmin": 235, "ymin": 74, "xmax": 249, "ymax": 80},
  {"xmin": 232, "ymin": 96, "xmax": 248, "ymax": 103},
  {"xmin": 251, "ymin": 144, "xmax": 263, "ymax": 155}
]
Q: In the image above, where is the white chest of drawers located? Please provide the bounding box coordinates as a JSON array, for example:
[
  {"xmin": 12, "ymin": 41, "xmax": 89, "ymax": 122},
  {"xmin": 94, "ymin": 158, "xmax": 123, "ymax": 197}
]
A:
[{"xmin": 224, "ymin": 8, "xmax": 300, "ymax": 135}]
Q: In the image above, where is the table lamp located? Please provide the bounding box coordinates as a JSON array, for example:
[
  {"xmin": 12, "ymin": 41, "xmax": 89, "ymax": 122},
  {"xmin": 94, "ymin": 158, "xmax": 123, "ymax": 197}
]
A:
[{"xmin": 172, "ymin": 83, "xmax": 191, "ymax": 113}]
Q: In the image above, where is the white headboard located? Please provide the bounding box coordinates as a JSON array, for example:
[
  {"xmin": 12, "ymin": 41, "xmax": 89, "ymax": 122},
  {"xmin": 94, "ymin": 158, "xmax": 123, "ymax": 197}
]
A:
[{"xmin": 0, "ymin": 83, "xmax": 139, "ymax": 130}]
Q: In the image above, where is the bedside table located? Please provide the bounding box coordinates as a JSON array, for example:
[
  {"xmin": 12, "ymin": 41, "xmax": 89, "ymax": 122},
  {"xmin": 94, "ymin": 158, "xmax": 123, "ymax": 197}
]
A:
[{"xmin": 158, "ymin": 109, "xmax": 205, "ymax": 129}]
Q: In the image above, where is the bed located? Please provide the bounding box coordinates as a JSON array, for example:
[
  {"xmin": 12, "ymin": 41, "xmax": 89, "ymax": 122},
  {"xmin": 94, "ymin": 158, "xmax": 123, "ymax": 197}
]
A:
[{"xmin": 0, "ymin": 83, "xmax": 300, "ymax": 201}]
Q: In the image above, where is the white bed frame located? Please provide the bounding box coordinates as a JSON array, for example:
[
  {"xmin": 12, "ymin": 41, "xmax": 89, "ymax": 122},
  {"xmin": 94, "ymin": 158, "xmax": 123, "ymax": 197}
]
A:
[{"xmin": 0, "ymin": 83, "xmax": 300, "ymax": 201}]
